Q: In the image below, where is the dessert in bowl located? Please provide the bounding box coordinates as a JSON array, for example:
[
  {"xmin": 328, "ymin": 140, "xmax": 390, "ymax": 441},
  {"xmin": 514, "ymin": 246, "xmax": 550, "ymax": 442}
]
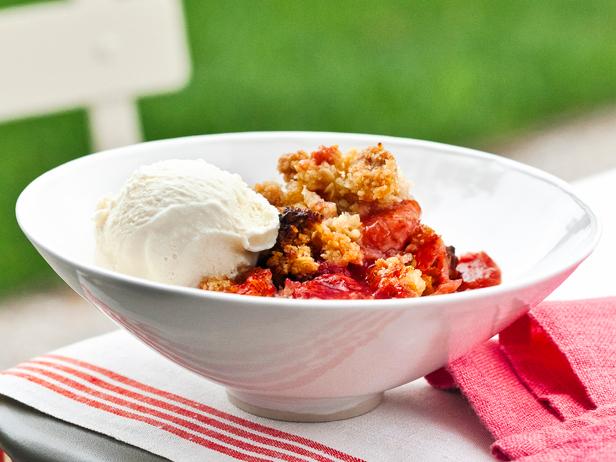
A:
[{"xmin": 16, "ymin": 132, "xmax": 599, "ymax": 421}]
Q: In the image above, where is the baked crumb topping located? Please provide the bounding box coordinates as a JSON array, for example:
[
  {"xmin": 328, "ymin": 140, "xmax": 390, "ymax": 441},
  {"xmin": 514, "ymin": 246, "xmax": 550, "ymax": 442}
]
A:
[
  {"xmin": 199, "ymin": 276, "xmax": 234, "ymax": 292},
  {"xmin": 368, "ymin": 255, "xmax": 426, "ymax": 298},
  {"xmin": 257, "ymin": 143, "xmax": 409, "ymax": 215},
  {"xmin": 263, "ymin": 207, "xmax": 321, "ymax": 281},
  {"xmin": 314, "ymin": 212, "xmax": 362, "ymax": 266}
]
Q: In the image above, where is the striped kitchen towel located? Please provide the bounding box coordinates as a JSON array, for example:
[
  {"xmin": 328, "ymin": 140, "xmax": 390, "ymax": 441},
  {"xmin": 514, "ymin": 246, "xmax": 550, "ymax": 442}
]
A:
[{"xmin": 0, "ymin": 330, "xmax": 491, "ymax": 462}]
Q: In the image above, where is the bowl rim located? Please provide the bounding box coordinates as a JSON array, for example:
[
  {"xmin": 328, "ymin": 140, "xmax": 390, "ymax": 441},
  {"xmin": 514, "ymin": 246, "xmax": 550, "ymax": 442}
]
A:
[{"xmin": 16, "ymin": 130, "xmax": 601, "ymax": 309}]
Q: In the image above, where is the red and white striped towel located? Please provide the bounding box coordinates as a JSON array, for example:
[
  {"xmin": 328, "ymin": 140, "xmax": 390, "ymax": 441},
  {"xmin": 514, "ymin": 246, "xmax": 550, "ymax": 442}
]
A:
[{"xmin": 0, "ymin": 330, "xmax": 493, "ymax": 461}]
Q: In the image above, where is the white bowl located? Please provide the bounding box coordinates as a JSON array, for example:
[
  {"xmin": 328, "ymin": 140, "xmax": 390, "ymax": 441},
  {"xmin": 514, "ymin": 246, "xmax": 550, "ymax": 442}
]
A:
[{"xmin": 16, "ymin": 132, "xmax": 599, "ymax": 422}]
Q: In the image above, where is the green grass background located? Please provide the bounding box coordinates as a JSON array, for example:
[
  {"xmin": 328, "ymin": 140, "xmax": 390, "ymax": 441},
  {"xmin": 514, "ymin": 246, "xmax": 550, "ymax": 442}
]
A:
[{"xmin": 2, "ymin": 0, "xmax": 616, "ymax": 296}]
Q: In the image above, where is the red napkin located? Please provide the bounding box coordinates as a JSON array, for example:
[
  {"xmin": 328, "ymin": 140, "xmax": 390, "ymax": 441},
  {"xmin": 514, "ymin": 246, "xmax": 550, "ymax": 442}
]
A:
[{"xmin": 426, "ymin": 297, "xmax": 616, "ymax": 461}]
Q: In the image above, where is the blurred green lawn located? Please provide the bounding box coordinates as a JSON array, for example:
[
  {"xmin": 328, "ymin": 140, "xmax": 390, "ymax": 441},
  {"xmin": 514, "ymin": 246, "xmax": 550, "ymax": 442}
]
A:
[{"xmin": 2, "ymin": 0, "xmax": 616, "ymax": 296}]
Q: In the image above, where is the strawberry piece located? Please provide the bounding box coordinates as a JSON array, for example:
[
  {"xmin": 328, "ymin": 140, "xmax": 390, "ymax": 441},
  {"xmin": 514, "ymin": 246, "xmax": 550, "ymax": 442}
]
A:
[
  {"xmin": 406, "ymin": 225, "xmax": 462, "ymax": 295},
  {"xmin": 457, "ymin": 252, "xmax": 501, "ymax": 290},
  {"xmin": 281, "ymin": 273, "xmax": 371, "ymax": 299},
  {"xmin": 361, "ymin": 200, "xmax": 421, "ymax": 261},
  {"xmin": 233, "ymin": 268, "xmax": 277, "ymax": 297},
  {"xmin": 311, "ymin": 145, "xmax": 339, "ymax": 165}
]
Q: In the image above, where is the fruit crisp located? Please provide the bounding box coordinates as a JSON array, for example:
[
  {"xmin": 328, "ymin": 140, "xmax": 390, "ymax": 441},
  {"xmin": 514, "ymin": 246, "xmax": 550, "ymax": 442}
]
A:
[{"xmin": 199, "ymin": 144, "xmax": 501, "ymax": 299}]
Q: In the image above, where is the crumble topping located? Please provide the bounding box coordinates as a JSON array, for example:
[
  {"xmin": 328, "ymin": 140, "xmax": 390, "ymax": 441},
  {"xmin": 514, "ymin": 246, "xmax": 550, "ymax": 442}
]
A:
[
  {"xmin": 368, "ymin": 254, "xmax": 426, "ymax": 298},
  {"xmin": 259, "ymin": 143, "xmax": 409, "ymax": 215},
  {"xmin": 199, "ymin": 276, "xmax": 234, "ymax": 292},
  {"xmin": 263, "ymin": 207, "xmax": 321, "ymax": 280},
  {"xmin": 314, "ymin": 213, "xmax": 362, "ymax": 266}
]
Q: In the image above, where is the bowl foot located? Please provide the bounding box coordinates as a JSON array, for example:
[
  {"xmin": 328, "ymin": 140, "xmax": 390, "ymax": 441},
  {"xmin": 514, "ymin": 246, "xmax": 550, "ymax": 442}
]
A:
[{"xmin": 226, "ymin": 390, "xmax": 383, "ymax": 422}]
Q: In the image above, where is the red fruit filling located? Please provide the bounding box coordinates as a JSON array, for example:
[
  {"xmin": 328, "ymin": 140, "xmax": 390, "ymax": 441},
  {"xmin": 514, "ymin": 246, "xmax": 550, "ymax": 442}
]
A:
[
  {"xmin": 311, "ymin": 145, "xmax": 339, "ymax": 165},
  {"xmin": 457, "ymin": 252, "xmax": 502, "ymax": 290},
  {"xmin": 361, "ymin": 199, "xmax": 421, "ymax": 261},
  {"xmin": 231, "ymin": 268, "xmax": 277, "ymax": 297},
  {"xmin": 406, "ymin": 225, "xmax": 461, "ymax": 295},
  {"xmin": 281, "ymin": 273, "xmax": 371, "ymax": 299}
]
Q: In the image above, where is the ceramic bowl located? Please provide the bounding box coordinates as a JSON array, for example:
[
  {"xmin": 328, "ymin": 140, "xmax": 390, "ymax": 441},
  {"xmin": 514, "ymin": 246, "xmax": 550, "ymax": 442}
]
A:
[{"xmin": 16, "ymin": 132, "xmax": 599, "ymax": 422}]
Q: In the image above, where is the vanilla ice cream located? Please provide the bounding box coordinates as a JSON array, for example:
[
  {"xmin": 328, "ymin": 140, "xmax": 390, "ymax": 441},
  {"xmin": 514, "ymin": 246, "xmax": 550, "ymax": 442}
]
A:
[{"xmin": 94, "ymin": 159, "xmax": 280, "ymax": 287}]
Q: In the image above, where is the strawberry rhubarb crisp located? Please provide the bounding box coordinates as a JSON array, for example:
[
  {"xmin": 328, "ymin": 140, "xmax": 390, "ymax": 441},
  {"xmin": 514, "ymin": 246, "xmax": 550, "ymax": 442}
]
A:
[{"xmin": 199, "ymin": 144, "xmax": 501, "ymax": 299}]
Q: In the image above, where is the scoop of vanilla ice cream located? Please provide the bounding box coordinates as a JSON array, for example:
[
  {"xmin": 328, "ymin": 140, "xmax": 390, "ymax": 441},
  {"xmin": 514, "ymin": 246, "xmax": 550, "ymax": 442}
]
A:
[{"xmin": 94, "ymin": 159, "xmax": 279, "ymax": 287}]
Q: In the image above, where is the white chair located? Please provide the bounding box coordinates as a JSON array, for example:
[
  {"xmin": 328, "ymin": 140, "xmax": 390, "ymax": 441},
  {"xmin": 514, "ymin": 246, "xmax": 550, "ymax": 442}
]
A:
[{"xmin": 0, "ymin": 0, "xmax": 191, "ymax": 151}]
